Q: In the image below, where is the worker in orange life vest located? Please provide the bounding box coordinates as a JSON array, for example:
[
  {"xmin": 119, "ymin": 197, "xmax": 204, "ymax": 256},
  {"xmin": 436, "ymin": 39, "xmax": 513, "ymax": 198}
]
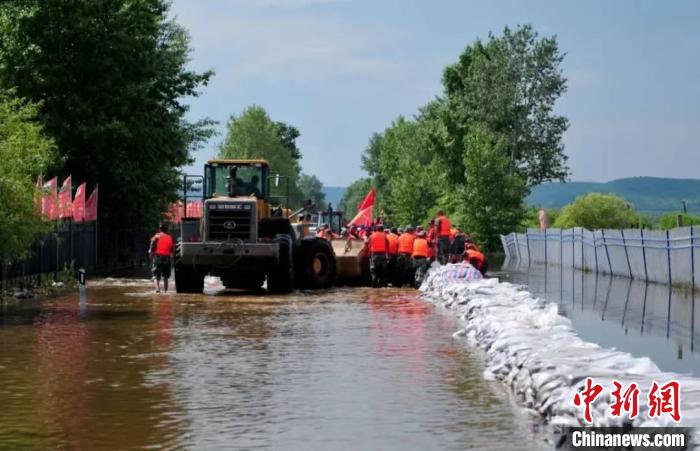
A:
[
  {"xmin": 435, "ymin": 210, "xmax": 452, "ymax": 265},
  {"xmin": 367, "ymin": 225, "xmax": 390, "ymax": 287},
  {"xmin": 397, "ymin": 226, "xmax": 415, "ymax": 287},
  {"xmin": 465, "ymin": 242, "xmax": 487, "ymax": 276},
  {"xmin": 149, "ymin": 223, "xmax": 174, "ymax": 293},
  {"xmin": 412, "ymin": 231, "xmax": 430, "ymax": 288},
  {"xmin": 386, "ymin": 227, "xmax": 400, "ymax": 286}
]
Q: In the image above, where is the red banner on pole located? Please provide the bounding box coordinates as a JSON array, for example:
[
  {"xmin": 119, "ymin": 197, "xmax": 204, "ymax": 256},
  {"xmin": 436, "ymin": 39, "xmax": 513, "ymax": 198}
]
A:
[
  {"xmin": 58, "ymin": 175, "xmax": 73, "ymax": 219},
  {"xmin": 85, "ymin": 185, "xmax": 98, "ymax": 222},
  {"xmin": 73, "ymin": 183, "xmax": 86, "ymax": 222},
  {"xmin": 357, "ymin": 188, "xmax": 375, "ymax": 211},
  {"xmin": 41, "ymin": 177, "xmax": 58, "ymax": 220}
]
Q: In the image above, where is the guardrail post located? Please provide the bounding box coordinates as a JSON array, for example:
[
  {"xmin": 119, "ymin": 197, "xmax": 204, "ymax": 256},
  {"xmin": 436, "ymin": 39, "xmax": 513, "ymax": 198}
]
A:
[
  {"xmin": 526, "ymin": 230, "xmax": 531, "ymax": 267},
  {"xmin": 559, "ymin": 229, "xmax": 563, "ymax": 265},
  {"xmin": 544, "ymin": 228, "xmax": 547, "ymax": 266},
  {"xmin": 666, "ymin": 229, "xmax": 672, "ymax": 285},
  {"xmin": 621, "ymin": 229, "xmax": 632, "ymax": 278},
  {"xmin": 641, "ymin": 228, "xmax": 648, "ymax": 282},
  {"xmin": 602, "ymin": 229, "xmax": 612, "ymax": 274},
  {"xmin": 692, "ymin": 226, "xmax": 696, "ymax": 292},
  {"xmin": 514, "ymin": 233, "xmax": 521, "ymax": 262},
  {"xmin": 593, "ymin": 230, "xmax": 599, "ymax": 274}
]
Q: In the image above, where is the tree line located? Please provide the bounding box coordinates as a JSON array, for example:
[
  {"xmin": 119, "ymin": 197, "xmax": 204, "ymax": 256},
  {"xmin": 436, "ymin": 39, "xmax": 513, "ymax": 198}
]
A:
[
  {"xmin": 0, "ymin": 0, "xmax": 326, "ymax": 261},
  {"xmin": 340, "ymin": 25, "xmax": 569, "ymax": 250}
]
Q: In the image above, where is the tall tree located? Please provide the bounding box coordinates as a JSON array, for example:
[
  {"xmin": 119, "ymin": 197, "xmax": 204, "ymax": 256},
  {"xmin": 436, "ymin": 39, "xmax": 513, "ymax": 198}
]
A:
[
  {"xmin": 0, "ymin": 0, "xmax": 214, "ymax": 230},
  {"xmin": 0, "ymin": 95, "xmax": 54, "ymax": 259},
  {"xmin": 219, "ymin": 106, "xmax": 303, "ymax": 207},
  {"xmin": 437, "ymin": 25, "xmax": 569, "ymax": 187},
  {"xmin": 298, "ymin": 174, "xmax": 327, "ymax": 210},
  {"xmin": 275, "ymin": 122, "xmax": 302, "ymax": 161},
  {"xmin": 459, "ymin": 126, "xmax": 528, "ymax": 250}
]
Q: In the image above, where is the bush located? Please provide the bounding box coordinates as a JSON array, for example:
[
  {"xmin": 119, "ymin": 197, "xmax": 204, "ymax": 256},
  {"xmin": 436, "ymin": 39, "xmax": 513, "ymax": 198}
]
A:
[
  {"xmin": 658, "ymin": 213, "xmax": 700, "ymax": 230},
  {"xmin": 554, "ymin": 193, "xmax": 639, "ymax": 230}
]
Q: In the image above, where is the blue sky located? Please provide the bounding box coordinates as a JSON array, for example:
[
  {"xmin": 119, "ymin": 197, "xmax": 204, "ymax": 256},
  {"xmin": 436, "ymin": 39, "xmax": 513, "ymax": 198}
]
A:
[{"xmin": 171, "ymin": 0, "xmax": 700, "ymax": 187}]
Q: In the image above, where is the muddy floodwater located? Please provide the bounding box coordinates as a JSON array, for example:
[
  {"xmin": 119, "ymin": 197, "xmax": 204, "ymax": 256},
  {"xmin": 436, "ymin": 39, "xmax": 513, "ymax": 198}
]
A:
[{"xmin": 0, "ymin": 279, "xmax": 542, "ymax": 450}]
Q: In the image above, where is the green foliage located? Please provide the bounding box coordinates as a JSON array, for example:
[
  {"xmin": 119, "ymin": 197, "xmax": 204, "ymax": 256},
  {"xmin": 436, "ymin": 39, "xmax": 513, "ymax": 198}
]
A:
[
  {"xmin": 299, "ymin": 174, "xmax": 327, "ymax": 210},
  {"xmin": 458, "ymin": 126, "xmax": 528, "ymax": 250},
  {"xmin": 219, "ymin": 105, "xmax": 303, "ymax": 207},
  {"xmin": 554, "ymin": 193, "xmax": 640, "ymax": 230},
  {"xmin": 0, "ymin": 95, "xmax": 54, "ymax": 259},
  {"xmin": 0, "ymin": 0, "xmax": 215, "ymax": 230},
  {"xmin": 338, "ymin": 178, "xmax": 372, "ymax": 220},
  {"xmin": 436, "ymin": 24, "xmax": 569, "ymax": 187},
  {"xmin": 351, "ymin": 25, "xmax": 568, "ymax": 248},
  {"xmin": 658, "ymin": 213, "xmax": 700, "ymax": 230}
]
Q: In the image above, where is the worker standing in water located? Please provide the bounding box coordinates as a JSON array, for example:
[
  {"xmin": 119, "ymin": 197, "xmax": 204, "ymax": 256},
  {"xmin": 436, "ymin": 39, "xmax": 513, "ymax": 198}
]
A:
[
  {"xmin": 397, "ymin": 226, "xmax": 415, "ymax": 287},
  {"xmin": 386, "ymin": 227, "xmax": 399, "ymax": 286},
  {"xmin": 412, "ymin": 231, "xmax": 430, "ymax": 287},
  {"xmin": 435, "ymin": 210, "xmax": 452, "ymax": 265},
  {"xmin": 149, "ymin": 223, "xmax": 174, "ymax": 293},
  {"xmin": 367, "ymin": 225, "xmax": 389, "ymax": 287}
]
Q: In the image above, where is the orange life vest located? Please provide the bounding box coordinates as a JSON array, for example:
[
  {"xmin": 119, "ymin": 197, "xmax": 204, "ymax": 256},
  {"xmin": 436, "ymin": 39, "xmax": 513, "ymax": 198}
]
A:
[
  {"xmin": 397, "ymin": 233, "xmax": 415, "ymax": 254},
  {"xmin": 412, "ymin": 238, "xmax": 429, "ymax": 258},
  {"xmin": 437, "ymin": 215, "xmax": 451, "ymax": 237},
  {"xmin": 466, "ymin": 249, "xmax": 485, "ymax": 269},
  {"xmin": 369, "ymin": 231, "xmax": 388, "ymax": 253},
  {"xmin": 153, "ymin": 232, "xmax": 173, "ymax": 257},
  {"xmin": 387, "ymin": 233, "xmax": 399, "ymax": 255}
]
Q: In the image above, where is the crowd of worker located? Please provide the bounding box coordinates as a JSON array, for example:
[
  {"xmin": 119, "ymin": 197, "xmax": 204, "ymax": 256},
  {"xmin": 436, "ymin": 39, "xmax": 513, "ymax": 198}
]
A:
[{"xmin": 316, "ymin": 210, "xmax": 487, "ymax": 288}]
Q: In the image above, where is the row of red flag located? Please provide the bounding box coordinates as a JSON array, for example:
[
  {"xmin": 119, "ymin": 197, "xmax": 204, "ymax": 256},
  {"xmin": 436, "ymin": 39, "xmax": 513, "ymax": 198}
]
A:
[{"xmin": 35, "ymin": 176, "xmax": 98, "ymax": 222}]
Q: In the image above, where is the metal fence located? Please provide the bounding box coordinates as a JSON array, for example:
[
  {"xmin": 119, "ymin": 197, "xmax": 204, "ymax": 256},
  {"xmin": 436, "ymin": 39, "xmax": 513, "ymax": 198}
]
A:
[
  {"xmin": 1, "ymin": 221, "xmax": 150, "ymax": 291},
  {"xmin": 501, "ymin": 227, "xmax": 700, "ymax": 289}
]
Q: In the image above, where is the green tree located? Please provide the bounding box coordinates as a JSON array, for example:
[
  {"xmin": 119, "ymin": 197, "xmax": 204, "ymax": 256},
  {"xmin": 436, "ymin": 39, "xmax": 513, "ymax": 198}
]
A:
[
  {"xmin": 0, "ymin": 0, "xmax": 214, "ymax": 230},
  {"xmin": 554, "ymin": 193, "xmax": 640, "ymax": 230},
  {"xmin": 275, "ymin": 122, "xmax": 302, "ymax": 161},
  {"xmin": 219, "ymin": 106, "xmax": 303, "ymax": 207},
  {"xmin": 459, "ymin": 126, "xmax": 528, "ymax": 251},
  {"xmin": 299, "ymin": 174, "xmax": 327, "ymax": 210},
  {"xmin": 0, "ymin": 95, "xmax": 54, "ymax": 259},
  {"xmin": 338, "ymin": 178, "xmax": 372, "ymax": 220},
  {"xmin": 436, "ymin": 25, "xmax": 569, "ymax": 187}
]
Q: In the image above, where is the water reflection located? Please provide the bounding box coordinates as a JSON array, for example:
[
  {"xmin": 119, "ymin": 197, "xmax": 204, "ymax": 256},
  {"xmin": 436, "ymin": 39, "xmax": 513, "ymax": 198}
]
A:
[
  {"xmin": 0, "ymin": 282, "xmax": 543, "ymax": 450},
  {"xmin": 497, "ymin": 260, "xmax": 700, "ymax": 376}
]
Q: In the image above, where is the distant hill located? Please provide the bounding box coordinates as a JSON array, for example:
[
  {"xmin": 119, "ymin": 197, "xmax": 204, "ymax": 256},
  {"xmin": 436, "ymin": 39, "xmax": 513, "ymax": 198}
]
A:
[
  {"xmin": 528, "ymin": 177, "xmax": 700, "ymax": 214},
  {"xmin": 323, "ymin": 186, "xmax": 346, "ymax": 209}
]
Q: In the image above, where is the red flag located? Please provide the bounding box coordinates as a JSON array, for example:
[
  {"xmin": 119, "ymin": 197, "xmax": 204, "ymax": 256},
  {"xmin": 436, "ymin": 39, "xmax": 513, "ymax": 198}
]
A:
[
  {"xmin": 84, "ymin": 185, "xmax": 99, "ymax": 222},
  {"xmin": 34, "ymin": 175, "xmax": 43, "ymax": 215},
  {"xmin": 58, "ymin": 176, "xmax": 73, "ymax": 219},
  {"xmin": 73, "ymin": 183, "xmax": 86, "ymax": 222},
  {"xmin": 42, "ymin": 177, "xmax": 58, "ymax": 220},
  {"xmin": 348, "ymin": 206, "xmax": 374, "ymax": 227},
  {"xmin": 357, "ymin": 188, "xmax": 375, "ymax": 211}
]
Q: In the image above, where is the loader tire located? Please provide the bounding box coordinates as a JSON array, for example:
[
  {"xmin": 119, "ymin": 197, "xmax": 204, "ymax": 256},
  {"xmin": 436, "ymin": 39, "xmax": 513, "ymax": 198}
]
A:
[
  {"xmin": 267, "ymin": 234, "xmax": 293, "ymax": 294},
  {"xmin": 296, "ymin": 238, "xmax": 336, "ymax": 289},
  {"xmin": 175, "ymin": 263, "xmax": 204, "ymax": 294}
]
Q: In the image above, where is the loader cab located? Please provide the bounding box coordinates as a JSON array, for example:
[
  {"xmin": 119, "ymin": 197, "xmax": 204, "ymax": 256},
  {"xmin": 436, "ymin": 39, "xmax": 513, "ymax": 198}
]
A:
[{"xmin": 204, "ymin": 160, "xmax": 269, "ymax": 201}]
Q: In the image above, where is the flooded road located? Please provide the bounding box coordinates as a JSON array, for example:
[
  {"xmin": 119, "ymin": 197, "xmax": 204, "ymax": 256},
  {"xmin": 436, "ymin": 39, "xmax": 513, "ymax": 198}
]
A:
[
  {"xmin": 0, "ymin": 279, "xmax": 541, "ymax": 450},
  {"xmin": 496, "ymin": 261, "xmax": 700, "ymax": 376}
]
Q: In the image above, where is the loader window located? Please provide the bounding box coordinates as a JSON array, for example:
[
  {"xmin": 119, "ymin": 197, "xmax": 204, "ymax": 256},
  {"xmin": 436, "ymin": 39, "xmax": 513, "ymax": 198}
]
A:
[{"xmin": 205, "ymin": 164, "xmax": 268, "ymax": 199}]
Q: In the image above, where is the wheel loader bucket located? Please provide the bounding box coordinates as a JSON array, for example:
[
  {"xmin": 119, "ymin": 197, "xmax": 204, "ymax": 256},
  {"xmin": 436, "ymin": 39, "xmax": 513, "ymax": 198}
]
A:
[{"xmin": 330, "ymin": 238, "xmax": 370, "ymax": 286}]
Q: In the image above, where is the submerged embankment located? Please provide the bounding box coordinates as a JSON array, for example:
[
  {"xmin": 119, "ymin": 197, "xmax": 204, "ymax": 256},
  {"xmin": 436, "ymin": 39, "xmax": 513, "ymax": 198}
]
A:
[{"xmin": 420, "ymin": 264, "xmax": 700, "ymax": 438}]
